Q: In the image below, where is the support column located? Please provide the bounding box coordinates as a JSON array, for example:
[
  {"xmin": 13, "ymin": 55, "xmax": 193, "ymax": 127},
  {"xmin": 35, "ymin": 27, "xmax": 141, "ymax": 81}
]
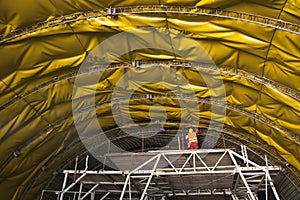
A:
[
  {"xmin": 77, "ymin": 183, "xmax": 83, "ymax": 200},
  {"xmin": 100, "ymin": 192, "xmax": 110, "ymax": 200},
  {"xmin": 91, "ymin": 192, "xmax": 95, "ymax": 200},
  {"xmin": 140, "ymin": 155, "xmax": 161, "ymax": 200},
  {"xmin": 229, "ymin": 151, "xmax": 257, "ymax": 200},
  {"xmin": 60, "ymin": 172, "xmax": 68, "ymax": 200},
  {"xmin": 265, "ymin": 155, "xmax": 280, "ymax": 200},
  {"xmin": 80, "ymin": 184, "xmax": 99, "ymax": 200},
  {"xmin": 120, "ymin": 155, "xmax": 160, "ymax": 200}
]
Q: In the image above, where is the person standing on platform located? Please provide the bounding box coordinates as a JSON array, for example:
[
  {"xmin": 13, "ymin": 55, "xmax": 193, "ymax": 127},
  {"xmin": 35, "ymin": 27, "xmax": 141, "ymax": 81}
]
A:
[{"xmin": 186, "ymin": 128, "xmax": 199, "ymax": 150}]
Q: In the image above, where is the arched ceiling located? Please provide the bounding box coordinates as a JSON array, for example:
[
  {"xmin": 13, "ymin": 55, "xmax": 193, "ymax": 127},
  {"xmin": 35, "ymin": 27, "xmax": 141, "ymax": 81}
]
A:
[{"xmin": 0, "ymin": 0, "xmax": 299, "ymax": 199}]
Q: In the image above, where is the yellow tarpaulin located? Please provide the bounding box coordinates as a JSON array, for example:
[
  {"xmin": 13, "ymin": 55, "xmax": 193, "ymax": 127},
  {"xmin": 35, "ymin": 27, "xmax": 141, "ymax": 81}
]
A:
[{"xmin": 0, "ymin": 0, "xmax": 299, "ymax": 199}]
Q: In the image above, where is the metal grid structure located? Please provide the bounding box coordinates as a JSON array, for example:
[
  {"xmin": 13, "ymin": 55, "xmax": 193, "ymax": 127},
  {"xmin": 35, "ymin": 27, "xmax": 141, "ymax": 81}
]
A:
[{"xmin": 41, "ymin": 148, "xmax": 281, "ymax": 200}]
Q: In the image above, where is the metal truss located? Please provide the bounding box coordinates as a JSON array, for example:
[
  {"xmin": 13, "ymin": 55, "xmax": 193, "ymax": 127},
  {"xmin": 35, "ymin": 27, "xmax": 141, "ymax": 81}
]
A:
[
  {"xmin": 41, "ymin": 147, "xmax": 281, "ymax": 200},
  {"xmin": 1, "ymin": 5, "xmax": 299, "ymax": 43},
  {"xmin": 2, "ymin": 59, "xmax": 296, "ymax": 140},
  {"xmin": 2, "ymin": 60, "xmax": 298, "ymax": 144},
  {"xmin": 114, "ymin": 6, "xmax": 300, "ymax": 34}
]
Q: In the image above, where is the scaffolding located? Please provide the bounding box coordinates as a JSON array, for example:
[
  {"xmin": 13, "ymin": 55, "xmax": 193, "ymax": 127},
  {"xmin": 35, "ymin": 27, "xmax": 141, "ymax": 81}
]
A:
[{"xmin": 41, "ymin": 148, "xmax": 281, "ymax": 200}]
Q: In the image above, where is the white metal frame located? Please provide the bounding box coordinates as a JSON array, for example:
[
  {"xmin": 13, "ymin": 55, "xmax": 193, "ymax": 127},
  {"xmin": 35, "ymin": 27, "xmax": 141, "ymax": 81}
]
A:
[{"xmin": 42, "ymin": 148, "xmax": 281, "ymax": 200}]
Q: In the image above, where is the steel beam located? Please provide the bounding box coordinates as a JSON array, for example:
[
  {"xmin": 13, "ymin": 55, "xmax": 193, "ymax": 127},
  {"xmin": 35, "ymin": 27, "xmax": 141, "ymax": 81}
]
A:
[
  {"xmin": 53, "ymin": 149, "xmax": 281, "ymax": 200},
  {"xmin": 140, "ymin": 155, "xmax": 161, "ymax": 200},
  {"xmin": 80, "ymin": 184, "xmax": 99, "ymax": 200},
  {"xmin": 100, "ymin": 192, "xmax": 110, "ymax": 200},
  {"xmin": 229, "ymin": 151, "xmax": 257, "ymax": 200},
  {"xmin": 120, "ymin": 155, "xmax": 160, "ymax": 200}
]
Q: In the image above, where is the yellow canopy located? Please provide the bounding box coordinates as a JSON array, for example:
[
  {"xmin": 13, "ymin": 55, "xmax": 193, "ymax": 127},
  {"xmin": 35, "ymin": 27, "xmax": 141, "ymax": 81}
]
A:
[{"xmin": 0, "ymin": 0, "xmax": 299, "ymax": 199}]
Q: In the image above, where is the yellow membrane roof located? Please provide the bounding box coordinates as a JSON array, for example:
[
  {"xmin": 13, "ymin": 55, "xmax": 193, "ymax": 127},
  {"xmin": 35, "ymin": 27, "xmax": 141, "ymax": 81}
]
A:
[{"xmin": 0, "ymin": 0, "xmax": 299, "ymax": 199}]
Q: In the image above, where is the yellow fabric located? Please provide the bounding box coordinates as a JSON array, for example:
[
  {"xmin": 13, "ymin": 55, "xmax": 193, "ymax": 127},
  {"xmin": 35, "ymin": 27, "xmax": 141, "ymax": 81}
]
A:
[{"xmin": 0, "ymin": 0, "xmax": 299, "ymax": 199}]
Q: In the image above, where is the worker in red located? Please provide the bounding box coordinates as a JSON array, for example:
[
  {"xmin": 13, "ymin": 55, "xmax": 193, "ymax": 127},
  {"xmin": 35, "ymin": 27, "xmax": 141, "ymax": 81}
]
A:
[{"xmin": 187, "ymin": 128, "xmax": 199, "ymax": 150}]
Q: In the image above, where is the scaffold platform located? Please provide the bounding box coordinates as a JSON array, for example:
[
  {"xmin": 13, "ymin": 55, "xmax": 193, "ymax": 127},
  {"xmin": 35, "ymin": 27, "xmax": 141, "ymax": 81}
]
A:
[{"xmin": 41, "ymin": 148, "xmax": 281, "ymax": 200}]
